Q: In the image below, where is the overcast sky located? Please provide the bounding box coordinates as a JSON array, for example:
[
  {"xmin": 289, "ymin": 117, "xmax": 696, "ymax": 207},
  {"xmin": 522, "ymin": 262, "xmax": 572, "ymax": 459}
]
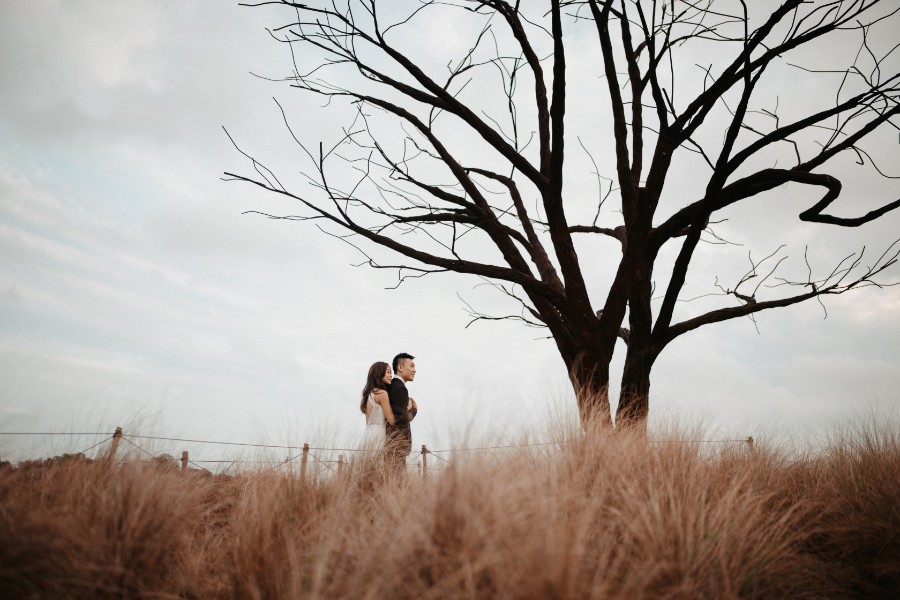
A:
[{"xmin": 1, "ymin": 1, "xmax": 898, "ymax": 466}]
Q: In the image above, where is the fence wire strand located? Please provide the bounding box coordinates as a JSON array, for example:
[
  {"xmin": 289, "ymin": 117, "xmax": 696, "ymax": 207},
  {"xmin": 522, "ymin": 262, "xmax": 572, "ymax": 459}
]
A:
[
  {"xmin": 76, "ymin": 435, "xmax": 114, "ymax": 457},
  {"xmin": 425, "ymin": 450, "xmax": 451, "ymax": 464},
  {"xmin": 0, "ymin": 432, "xmax": 114, "ymax": 436},
  {"xmin": 2, "ymin": 430, "xmax": 754, "ymax": 473},
  {"xmin": 121, "ymin": 436, "xmax": 160, "ymax": 462}
]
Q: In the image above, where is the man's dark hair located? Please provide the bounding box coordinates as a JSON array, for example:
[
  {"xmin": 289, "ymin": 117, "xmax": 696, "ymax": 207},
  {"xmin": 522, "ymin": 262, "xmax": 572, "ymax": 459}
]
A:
[{"xmin": 392, "ymin": 353, "xmax": 415, "ymax": 372}]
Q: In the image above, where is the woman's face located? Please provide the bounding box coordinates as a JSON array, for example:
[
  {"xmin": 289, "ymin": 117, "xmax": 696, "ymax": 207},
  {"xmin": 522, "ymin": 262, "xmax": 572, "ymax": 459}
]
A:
[{"xmin": 382, "ymin": 365, "xmax": 393, "ymax": 385}]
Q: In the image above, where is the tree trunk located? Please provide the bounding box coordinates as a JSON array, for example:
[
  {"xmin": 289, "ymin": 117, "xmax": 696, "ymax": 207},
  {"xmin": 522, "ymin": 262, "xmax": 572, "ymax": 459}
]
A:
[
  {"xmin": 617, "ymin": 356, "xmax": 651, "ymax": 428},
  {"xmin": 567, "ymin": 350, "xmax": 613, "ymax": 427},
  {"xmin": 616, "ymin": 207, "xmax": 655, "ymax": 430}
]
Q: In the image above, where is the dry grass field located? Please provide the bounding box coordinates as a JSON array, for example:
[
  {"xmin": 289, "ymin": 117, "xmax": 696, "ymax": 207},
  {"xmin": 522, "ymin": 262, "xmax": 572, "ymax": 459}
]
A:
[{"xmin": 1, "ymin": 419, "xmax": 898, "ymax": 599}]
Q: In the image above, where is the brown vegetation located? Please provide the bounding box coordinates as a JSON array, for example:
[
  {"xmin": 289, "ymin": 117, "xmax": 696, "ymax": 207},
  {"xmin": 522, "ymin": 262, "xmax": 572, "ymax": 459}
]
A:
[{"xmin": 1, "ymin": 422, "xmax": 898, "ymax": 599}]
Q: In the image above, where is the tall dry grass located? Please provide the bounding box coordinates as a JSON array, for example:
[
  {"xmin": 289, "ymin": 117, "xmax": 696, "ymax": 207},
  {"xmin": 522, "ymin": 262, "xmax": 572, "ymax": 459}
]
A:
[{"xmin": 1, "ymin": 421, "xmax": 898, "ymax": 599}]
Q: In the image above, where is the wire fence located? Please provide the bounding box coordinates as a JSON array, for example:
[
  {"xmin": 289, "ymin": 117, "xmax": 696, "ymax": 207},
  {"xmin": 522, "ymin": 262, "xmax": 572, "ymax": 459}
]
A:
[{"xmin": 0, "ymin": 429, "xmax": 755, "ymax": 478}]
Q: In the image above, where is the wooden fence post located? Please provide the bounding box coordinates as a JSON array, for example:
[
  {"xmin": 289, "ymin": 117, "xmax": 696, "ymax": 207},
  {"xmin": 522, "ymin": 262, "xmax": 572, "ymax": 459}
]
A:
[
  {"xmin": 181, "ymin": 451, "xmax": 188, "ymax": 472},
  {"xmin": 746, "ymin": 436, "xmax": 754, "ymax": 452},
  {"xmin": 300, "ymin": 443, "xmax": 309, "ymax": 480},
  {"xmin": 337, "ymin": 454, "xmax": 344, "ymax": 477},
  {"xmin": 106, "ymin": 427, "xmax": 123, "ymax": 466},
  {"xmin": 421, "ymin": 444, "xmax": 428, "ymax": 480}
]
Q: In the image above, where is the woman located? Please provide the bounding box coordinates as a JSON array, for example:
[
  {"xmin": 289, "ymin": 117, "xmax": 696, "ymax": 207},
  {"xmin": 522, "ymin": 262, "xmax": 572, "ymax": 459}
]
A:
[{"xmin": 360, "ymin": 361, "xmax": 396, "ymax": 450}]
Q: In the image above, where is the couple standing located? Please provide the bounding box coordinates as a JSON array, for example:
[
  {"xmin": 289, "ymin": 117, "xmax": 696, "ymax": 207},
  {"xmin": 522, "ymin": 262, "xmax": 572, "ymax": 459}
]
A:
[{"xmin": 360, "ymin": 353, "xmax": 418, "ymax": 475}]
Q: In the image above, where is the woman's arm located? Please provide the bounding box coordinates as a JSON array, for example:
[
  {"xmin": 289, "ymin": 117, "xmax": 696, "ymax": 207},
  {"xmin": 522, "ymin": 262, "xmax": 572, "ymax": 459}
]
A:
[{"xmin": 373, "ymin": 389, "xmax": 396, "ymax": 425}]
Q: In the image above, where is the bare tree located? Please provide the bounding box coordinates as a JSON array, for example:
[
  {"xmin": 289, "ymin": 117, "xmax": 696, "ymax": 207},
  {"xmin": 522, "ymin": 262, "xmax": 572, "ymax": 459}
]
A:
[{"xmin": 227, "ymin": 0, "xmax": 900, "ymax": 427}]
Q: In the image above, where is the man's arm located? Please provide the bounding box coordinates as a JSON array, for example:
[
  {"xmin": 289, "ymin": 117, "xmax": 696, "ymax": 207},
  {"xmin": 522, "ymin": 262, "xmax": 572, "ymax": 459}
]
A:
[
  {"xmin": 389, "ymin": 379, "xmax": 409, "ymax": 422},
  {"xmin": 406, "ymin": 398, "xmax": 417, "ymax": 422}
]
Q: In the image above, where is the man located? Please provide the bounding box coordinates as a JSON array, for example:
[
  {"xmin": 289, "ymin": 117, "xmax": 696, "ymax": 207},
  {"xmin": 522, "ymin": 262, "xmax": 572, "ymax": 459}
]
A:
[{"xmin": 385, "ymin": 352, "xmax": 418, "ymax": 476}]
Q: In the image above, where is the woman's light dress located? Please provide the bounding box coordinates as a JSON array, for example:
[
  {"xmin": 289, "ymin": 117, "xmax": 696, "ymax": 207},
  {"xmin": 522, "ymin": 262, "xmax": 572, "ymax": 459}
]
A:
[{"xmin": 362, "ymin": 392, "xmax": 387, "ymax": 450}]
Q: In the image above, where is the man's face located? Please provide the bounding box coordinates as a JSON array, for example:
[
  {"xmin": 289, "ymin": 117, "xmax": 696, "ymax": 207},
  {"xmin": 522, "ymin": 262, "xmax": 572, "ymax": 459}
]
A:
[{"xmin": 397, "ymin": 358, "xmax": 416, "ymax": 382}]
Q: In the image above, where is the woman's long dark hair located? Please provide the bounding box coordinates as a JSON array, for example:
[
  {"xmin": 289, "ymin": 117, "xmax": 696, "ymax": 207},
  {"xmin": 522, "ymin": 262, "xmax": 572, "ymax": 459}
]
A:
[{"xmin": 361, "ymin": 361, "xmax": 389, "ymax": 414}]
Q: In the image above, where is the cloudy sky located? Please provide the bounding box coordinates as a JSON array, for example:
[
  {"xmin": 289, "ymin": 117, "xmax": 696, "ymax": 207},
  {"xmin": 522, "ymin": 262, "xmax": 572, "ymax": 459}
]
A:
[{"xmin": 1, "ymin": 1, "xmax": 898, "ymax": 465}]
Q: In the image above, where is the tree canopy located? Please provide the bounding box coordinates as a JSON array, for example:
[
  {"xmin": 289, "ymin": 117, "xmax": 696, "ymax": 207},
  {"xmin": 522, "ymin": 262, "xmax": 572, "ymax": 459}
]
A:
[{"xmin": 228, "ymin": 0, "xmax": 900, "ymax": 426}]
